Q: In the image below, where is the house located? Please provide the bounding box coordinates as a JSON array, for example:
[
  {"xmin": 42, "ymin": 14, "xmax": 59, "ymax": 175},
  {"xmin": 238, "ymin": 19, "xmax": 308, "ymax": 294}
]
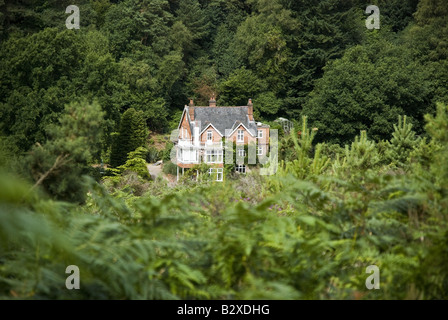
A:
[{"xmin": 175, "ymin": 96, "xmax": 270, "ymax": 181}]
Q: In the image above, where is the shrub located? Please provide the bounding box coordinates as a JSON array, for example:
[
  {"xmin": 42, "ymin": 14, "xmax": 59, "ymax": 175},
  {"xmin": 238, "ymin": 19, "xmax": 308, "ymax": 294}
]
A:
[{"xmin": 162, "ymin": 161, "xmax": 177, "ymax": 175}]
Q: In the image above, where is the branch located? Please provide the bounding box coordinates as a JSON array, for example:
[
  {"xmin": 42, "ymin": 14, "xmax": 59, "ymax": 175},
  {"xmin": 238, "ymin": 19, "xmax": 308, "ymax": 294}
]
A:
[{"xmin": 29, "ymin": 153, "xmax": 70, "ymax": 192}]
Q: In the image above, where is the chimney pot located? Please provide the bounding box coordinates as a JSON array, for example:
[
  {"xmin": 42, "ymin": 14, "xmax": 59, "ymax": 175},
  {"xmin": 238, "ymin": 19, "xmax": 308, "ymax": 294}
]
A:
[{"xmin": 209, "ymin": 94, "xmax": 216, "ymax": 107}]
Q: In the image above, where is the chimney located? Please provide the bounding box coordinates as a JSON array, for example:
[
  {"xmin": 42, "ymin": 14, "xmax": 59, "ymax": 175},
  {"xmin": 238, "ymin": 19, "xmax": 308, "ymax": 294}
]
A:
[
  {"xmin": 248, "ymin": 98, "xmax": 254, "ymax": 121},
  {"xmin": 189, "ymin": 99, "xmax": 195, "ymax": 120},
  {"xmin": 209, "ymin": 94, "xmax": 216, "ymax": 107}
]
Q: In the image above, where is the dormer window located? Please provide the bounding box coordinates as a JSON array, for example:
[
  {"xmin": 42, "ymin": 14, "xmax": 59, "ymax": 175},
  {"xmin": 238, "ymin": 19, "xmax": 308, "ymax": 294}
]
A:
[{"xmin": 237, "ymin": 129, "xmax": 244, "ymax": 142}]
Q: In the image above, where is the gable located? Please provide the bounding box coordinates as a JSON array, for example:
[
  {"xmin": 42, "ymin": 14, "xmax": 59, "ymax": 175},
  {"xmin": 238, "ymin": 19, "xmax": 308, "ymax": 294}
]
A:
[
  {"xmin": 200, "ymin": 124, "xmax": 222, "ymax": 142},
  {"xmin": 199, "ymin": 123, "xmax": 223, "ymax": 137},
  {"xmin": 227, "ymin": 122, "xmax": 256, "ymax": 138},
  {"xmin": 178, "ymin": 108, "xmax": 192, "ymax": 138}
]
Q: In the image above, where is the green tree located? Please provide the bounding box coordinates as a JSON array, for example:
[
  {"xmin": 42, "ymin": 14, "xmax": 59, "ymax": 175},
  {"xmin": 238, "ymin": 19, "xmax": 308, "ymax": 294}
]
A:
[
  {"xmin": 0, "ymin": 28, "xmax": 85, "ymax": 151},
  {"xmin": 211, "ymin": 24, "xmax": 241, "ymax": 78},
  {"xmin": 25, "ymin": 99, "xmax": 104, "ymax": 203},
  {"xmin": 414, "ymin": 0, "xmax": 448, "ymax": 25},
  {"xmin": 173, "ymin": 0, "xmax": 210, "ymax": 61},
  {"xmin": 386, "ymin": 115, "xmax": 419, "ymax": 167},
  {"xmin": 403, "ymin": 0, "xmax": 448, "ymax": 105},
  {"xmin": 254, "ymin": 92, "xmax": 282, "ymax": 119},
  {"xmin": 303, "ymin": 38, "xmax": 433, "ymax": 145},
  {"xmin": 284, "ymin": 0, "xmax": 365, "ymax": 117},
  {"xmin": 0, "ymin": 28, "xmax": 126, "ymax": 154},
  {"xmin": 233, "ymin": 0, "xmax": 296, "ymax": 94},
  {"xmin": 110, "ymin": 108, "xmax": 148, "ymax": 167},
  {"xmin": 375, "ymin": 0, "xmax": 419, "ymax": 32},
  {"xmin": 117, "ymin": 146, "xmax": 151, "ymax": 179},
  {"xmin": 344, "ymin": 130, "xmax": 380, "ymax": 171},
  {"xmin": 218, "ymin": 67, "xmax": 266, "ymax": 106}
]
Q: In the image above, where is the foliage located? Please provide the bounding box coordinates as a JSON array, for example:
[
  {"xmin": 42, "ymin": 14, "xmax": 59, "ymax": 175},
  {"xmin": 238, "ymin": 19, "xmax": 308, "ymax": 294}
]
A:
[
  {"xmin": 117, "ymin": 147, "xmax": 151, "ymax": 180},
  {"xmin": 277, "ymin": 116, "xmax": 329, "ymax": 180},
  {"xmin": 303, "ymin": 37, "xmax": 434, "ymax": 145},
  {"xmin": 344, "ymin": 131, "xmax": 380, "ymax": 171},
  {"xmin": 146, "ymin": 146, "xmax": 162, "ymax": 163},
  {"xmin": 162, "ymin": 161, "xmax": 177, "ymax": 176},
  {"xmin": 385, "ymin": 116, "xmax": 420, "ymax": 168},
  {"xmin": 218, "ymin": 67, "xmax": 266, "ymax": 106},
  {"xmin": 1, "ymin": 104, "xmax": 448, "ymax": 299},
  {"xmin": 110, "ymin": 108, "xmax": 148, "ymax": 167},
  {"xmin": 24, "ymin": 99, "xmax": 104, "ymax": 203}
]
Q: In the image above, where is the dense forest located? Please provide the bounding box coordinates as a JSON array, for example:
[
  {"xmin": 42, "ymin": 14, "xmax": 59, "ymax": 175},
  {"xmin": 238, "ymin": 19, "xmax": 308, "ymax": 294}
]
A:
[{"xmin": 0, "ymin": 0, "xmax": 447, "ymax": 299}]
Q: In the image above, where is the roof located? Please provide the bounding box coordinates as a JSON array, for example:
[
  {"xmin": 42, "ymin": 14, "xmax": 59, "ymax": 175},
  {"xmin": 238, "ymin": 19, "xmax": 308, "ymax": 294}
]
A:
[{"xmin": 193, "ymin": 106, "xmax": 257, "ymax": 137}]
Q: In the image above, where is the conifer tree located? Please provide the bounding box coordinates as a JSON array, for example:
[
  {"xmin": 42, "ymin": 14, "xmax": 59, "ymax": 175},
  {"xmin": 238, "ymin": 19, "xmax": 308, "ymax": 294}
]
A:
[
  {"xmin": 386, "ymin": 115, "xmax": 419, "ymax": 167},
  {"xmin": 344, "ymin": 130, "xmax": 380, "ymax": 171},
  {"xmin": 110, "ymin": 108, "xmax": 148, "ymax": 167},
  {"xmin": 25, "ymin": 99, "xmax": 105, "ymax": 203}
]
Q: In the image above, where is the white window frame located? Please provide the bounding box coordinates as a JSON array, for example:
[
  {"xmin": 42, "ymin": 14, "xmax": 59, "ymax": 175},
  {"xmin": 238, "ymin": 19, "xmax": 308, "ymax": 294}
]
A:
[
  {"xmin": 209, "ymin": 168, "xmax": 223, "ymax": 181},
  {"xmin": 205, "ymin": 149, "xmax": 223, "ymax": 163},
  {"xmin": 238, "ymin": 148, "xmax": 245, "ymax": 157},
  {"xmin": 237, "ymin": 129, "xmax": 244, "ymax": 142},
  {"xmin": 257, "ymin": 146, "xmax": 263, "ymax": 155},
  {"xmin": 235, "ymin": 164, "xmax": 246, "ymax": 174},
  {"xmin": 207, "ymin": 130, "xmax": 213, "ymax": 142},
  {"xmin": 217, "ymin": 168, "xmax": 223, "ymax": 181},
  {"xmin": 258, "ymin": 130, "xmax": 263, "ymax": 139}
]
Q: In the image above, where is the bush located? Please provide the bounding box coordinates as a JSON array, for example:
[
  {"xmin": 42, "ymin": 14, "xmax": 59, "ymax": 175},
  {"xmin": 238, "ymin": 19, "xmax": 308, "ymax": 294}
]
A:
[
  {"xmin": 163, "ymin": 142, "xmax": 174, "ymax": 162},
  {"xmin": 146, "ymin": 146, "xmax": 161, "ymax": 163},
  {"xmin": 117, "ymin": 147, "xmax": 150, "ymax": 180},
  {"xmin": 162, "ymin": 161, "xmax": 177, "ymax": 175}
]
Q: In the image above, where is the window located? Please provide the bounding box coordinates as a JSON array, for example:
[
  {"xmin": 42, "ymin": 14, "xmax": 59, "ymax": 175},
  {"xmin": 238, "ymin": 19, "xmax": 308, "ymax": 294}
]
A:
[
  {"xmin": 206, "ymin": 149, "xmax": 223, "ymax": 163},
  {"xmin": 258, "ymin": 130, "xmax": 263, "ymax": 138},
  {"xmin": 207, "ymin": 130, "xmax": 212, "ymax": 142},
  {"xmin": 206, "ymin": 150, "xmax": 213, "ymax": 162},
  {"xmin": 238, "ymin": 148, "xmax": 245, "ymax": 157},
  {"xmin": 237, "ymin": 129, "xmax": 244, "ymax": 142},
  {"xmin": 235, "ymin": 164, "xmax": 246, "ymax": 174},
  {"xmin": 209, "ymin": 168, "xmax": 223, "ymax": 181},
  {"xmin": 217, "ymin": 168, "xmax": 223, "ymax": 181},
  {"xmin": 178, "ymin": 146, "xmax": 198, "ymax": 163},
  {"xmin": 257, "ymin": 146, "xmax": 263, "ymax": 155}
]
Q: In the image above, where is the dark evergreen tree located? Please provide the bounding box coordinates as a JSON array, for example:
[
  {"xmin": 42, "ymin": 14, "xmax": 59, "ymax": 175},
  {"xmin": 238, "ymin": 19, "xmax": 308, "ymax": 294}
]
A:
[{"xmin": 110, "ymin": 108, "xmax": 148, "ymax": 167}]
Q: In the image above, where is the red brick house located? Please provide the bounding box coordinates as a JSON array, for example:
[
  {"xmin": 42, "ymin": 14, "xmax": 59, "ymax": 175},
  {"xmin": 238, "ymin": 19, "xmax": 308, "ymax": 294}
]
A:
[{"xmin": 175, "ymin": 97, "xmax": 270, "ymax": 181}]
